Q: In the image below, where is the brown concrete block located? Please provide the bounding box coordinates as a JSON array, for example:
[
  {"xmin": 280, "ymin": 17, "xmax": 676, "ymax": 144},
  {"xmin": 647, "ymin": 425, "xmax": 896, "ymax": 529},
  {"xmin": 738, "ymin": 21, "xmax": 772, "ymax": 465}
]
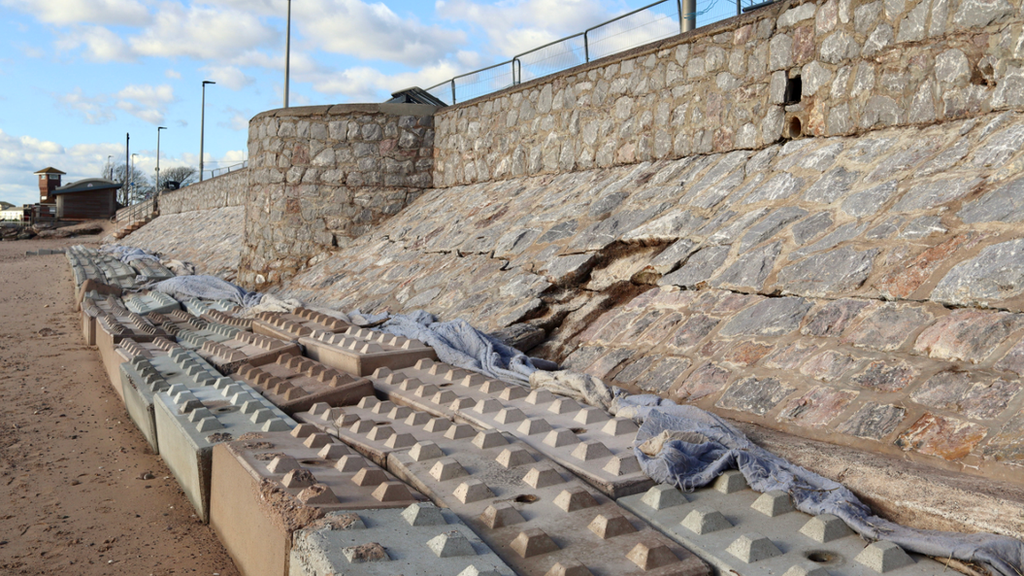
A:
[{"xmin": 299, "ymin": 328, "xmax": 437, "ymax": 376}]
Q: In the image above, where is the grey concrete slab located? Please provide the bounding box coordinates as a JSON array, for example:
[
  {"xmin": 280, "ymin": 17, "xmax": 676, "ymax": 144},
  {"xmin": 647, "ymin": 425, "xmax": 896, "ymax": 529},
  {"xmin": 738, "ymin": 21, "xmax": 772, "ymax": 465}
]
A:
[
  {"xmin": 197, "ymin": 331, "xmax": 302, "ymax": 374},
  {"xmin": 299, "ymin": 328, "xmax": 437, "ymax": 376},
  {"xmin": 618, "ymin": 475, "xmax": 945, "ymax": 575},
  {"xmin": 210, "ymin": 430, "xmax": 425, "ymax": 576},
  {"xmin": 200, "ymin": 309, "xmax": 253, "ymax": 331},
  {"xmin": 129, "ymin": 258, "xmax": 176, "ymax": 281},
  {"xmin": 252, "ymin": 309, "xmax": 350, "ymax": 342},
  {"xmin": 120, "ymin": 346, "xmax": 218, "ymax": 453},
  {"xmin": 123, "ymin": 291, "xmax": 181, "ymax": 316},
  {"xmin": 289, "ymin": 505, "xmax": 515, "ymax": 576},
  {"xmin": 294, "ymin": 402, "xmax": 709, "ymax": 576},
  {"xmin": 232, "ymin": 353, "xmax": 373, "ymax": 415},
  {"xmin": 153, "ymin": 370, "xmax": 297, "ymax": 522},
  {"xmin": 181, "ymin": 296, "xmax": 243, "ymax": 317},
  {"xmin": 373, "ymin": 359, "xmax": 652, "ymax": 498}
]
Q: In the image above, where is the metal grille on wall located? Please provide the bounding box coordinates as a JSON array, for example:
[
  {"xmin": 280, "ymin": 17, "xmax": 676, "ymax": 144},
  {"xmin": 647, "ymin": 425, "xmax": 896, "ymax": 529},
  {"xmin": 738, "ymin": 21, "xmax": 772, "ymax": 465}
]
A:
[{"xmin": 424, "ymin": 0, "xmax": 761, "ymax": 106}]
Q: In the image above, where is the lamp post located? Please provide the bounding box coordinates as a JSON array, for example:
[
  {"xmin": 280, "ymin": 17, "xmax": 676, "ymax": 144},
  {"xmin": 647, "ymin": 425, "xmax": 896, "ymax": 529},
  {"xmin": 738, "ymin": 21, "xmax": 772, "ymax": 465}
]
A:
[
  {"xmin": 130, "ymin": 153, "xmax": 138, "ymax": 204},
  {"xmin": 284, "ymin": 0, "xmax": 291, "ymax": 108},
  {"xmin": 156, "ymin": 126, "xmax": 166, "ymax": 194},
  {"xmin": 200, "ymin": 80, "xmax": 215, "ymax": 182},
  {"xmin": 107, "ymin": 155, "xmax": 113, "ymax": 180}
]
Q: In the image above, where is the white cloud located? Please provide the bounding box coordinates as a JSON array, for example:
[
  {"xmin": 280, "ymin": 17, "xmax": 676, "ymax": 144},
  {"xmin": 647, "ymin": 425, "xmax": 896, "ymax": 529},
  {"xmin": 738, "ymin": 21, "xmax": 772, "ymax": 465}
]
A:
[
  {"xmin": 58, "ymin": 88, "xmax": 116, "ymax": 124},
  {"xmin": 297, "ymin": 0, "xmax": 465, "ymax": 66},
  {"xmin": 165, "ymin": 69, "xmax": 181, "ymax": 79},
  {"xmin": 305, "ymin": 59, "xmax": 464, "ymax": 102},
  {"xmin": 1, "ymin": 0, "xmax": 151, "ymax": 26},
  {"xmin": 201, "ymin": 65, "xmax": 255, "ymax": 90},
  {"xmin": 55, "ymin": 25, "xmax": 133, "ymax": 62},
  {"xmin": 221, "ymin": 107, "xmax": 253, "ymax": 131},
  {"xmin": 17, "ymin": 43, "xmax": 46, "ymax": 59},
  {"xmin": 130, "ymin": 4, "xmax": 277, "ymax": 60},
  {"xmin": 0, "ymin": 129, "xmax": 123, "ymax": 206}
]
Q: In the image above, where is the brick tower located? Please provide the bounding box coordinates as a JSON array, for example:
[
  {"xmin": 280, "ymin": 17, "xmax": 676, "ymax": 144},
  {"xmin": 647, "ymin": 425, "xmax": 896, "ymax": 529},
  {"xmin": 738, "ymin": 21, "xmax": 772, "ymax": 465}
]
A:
[{"xmin": 34, "ymin": 167, "xmax": 65, "ymax": 203}]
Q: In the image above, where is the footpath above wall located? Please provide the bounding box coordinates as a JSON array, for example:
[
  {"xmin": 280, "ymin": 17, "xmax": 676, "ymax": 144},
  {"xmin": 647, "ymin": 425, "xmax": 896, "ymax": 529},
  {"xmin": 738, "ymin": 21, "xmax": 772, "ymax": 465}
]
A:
[
  {"xmin": 280, "ymin": 111, "xmax": 1024, "ymax": 509},
  {"xmin": 432, "ymin": 0, "xmax": 1024, "ymax": 187}
]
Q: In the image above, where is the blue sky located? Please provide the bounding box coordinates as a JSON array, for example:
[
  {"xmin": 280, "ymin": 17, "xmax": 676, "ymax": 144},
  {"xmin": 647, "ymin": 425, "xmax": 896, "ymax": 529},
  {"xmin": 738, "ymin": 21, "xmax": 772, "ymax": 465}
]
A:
[{"xmin": 0, "ymin": 0, "xmax": 684, "ymax": 206}]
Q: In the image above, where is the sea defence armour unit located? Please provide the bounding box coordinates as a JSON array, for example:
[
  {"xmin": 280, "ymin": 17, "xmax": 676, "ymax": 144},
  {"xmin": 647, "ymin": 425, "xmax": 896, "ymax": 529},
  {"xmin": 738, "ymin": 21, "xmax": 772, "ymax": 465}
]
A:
[
  {"xmin": 231, "ymin": 353, "xmax": 374, "ymax": 415},
  {"xmin": 294, "ymin": 401, "xmax": 711, "ymax": 576},
  {"xmin": 371, "ymin": 359, "xmax": 652, "ymax": 498},
  {"xmin": 299, "ymin": 327, "xmax": 437, "ymax": 376}
]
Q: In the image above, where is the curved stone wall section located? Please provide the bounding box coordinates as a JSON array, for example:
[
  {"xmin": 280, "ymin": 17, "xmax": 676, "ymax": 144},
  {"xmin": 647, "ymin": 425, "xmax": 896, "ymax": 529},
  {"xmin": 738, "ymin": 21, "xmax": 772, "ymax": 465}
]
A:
[
  {"xmin": 280, "ymin": 110, "xmax": 1024, "ymax": 486},
  {"xmin": 159, "ymin": 168, "xmax": 248, "ymax": 215},
  {"xmin": 239, "ymin": 103, "xmax": 437, "ymax": 288},
  {"xmin": 433, "ymin": 0, "xmax": 1024, "ymax": 187}
]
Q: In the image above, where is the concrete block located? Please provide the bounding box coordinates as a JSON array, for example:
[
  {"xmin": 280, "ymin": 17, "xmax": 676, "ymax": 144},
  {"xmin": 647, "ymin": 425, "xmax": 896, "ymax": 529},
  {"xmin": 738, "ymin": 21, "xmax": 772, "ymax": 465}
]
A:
[
  {"xmin": 371, "ymin": 359, "xmax": 652, "ymax": 498},
  {"xmin": 154, "ymin": 378, "xmax": 296, "ymax": 522},
  {"xmin": 210, "ymin": 432, "xmax": 425, "ymax": 576},
  {"xmin": 197, "ymin": 330, "xmax": 301, "ymax": 374},
  {"xmin": 118, "ymin": 341, "xmax": 190, "ymax": 452},
  {"xmin": 619, "ymin": 474, "xmax": 944, "ymax": 576},
  {"xmin": 123, "ymin": 291, "xmax": 181, "ymax": 316},
  {"xmin": 299, "ymin": 328, "xmax": 437, "ymax": 376},
  {"xmin": 200, "ymin": 309, "xmax": 253, "ymax": 331},
  {"xmin": 252, "ymin": 309, "xmax": 350, "ymax": 342},
  {"xmin": 232, "ymin": 353, "xmax": 373, "ymax": 415},
  {"xmin": 290, "ymin": 505, "xmax": 514, "ymax": 576},
  {"xmin": 181, "ymin": 296, "xmax": 242, "ymax": 317},
  {"xmin": 95, "ymin": 309, "xmax": 169, "ymax": 401},
  {"xmin": 376, "ymin": 404, "xmax": 709, "ymax": 576},
  {"xmin": 128, "ymin": 258, "xmax": 175, "ymax": 281}
]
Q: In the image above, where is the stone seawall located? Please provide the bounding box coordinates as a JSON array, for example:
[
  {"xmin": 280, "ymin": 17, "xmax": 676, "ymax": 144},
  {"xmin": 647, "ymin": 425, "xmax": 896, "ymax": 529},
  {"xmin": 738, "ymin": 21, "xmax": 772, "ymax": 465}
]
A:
[
  {"xmin": 281, "ymin": 110, "xmax": 1024, "ymax": 494},
  {"xmin": 159, "ymin": 168, "xmax": 248, "ymax": 215},
  {"xmin": 238, "ymin": 103, "xmax": 436, "ymax": 288},
  {"xmin": 433, "ymin": 0, "xmax": 1024, "ymax": 187}
]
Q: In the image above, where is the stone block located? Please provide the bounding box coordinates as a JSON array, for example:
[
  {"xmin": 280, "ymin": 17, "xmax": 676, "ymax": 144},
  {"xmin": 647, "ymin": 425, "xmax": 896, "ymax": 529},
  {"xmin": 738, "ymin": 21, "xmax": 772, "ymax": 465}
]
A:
[
  {"xmin": 717, "ymin": 377, "xmax": 796, "ymax": 416},
  {"xmin": 895, "ymin": 413, "xmax": 988, "ymax": 460},
  {"xmin": 299, "ymin": 328, "xmax": 437, "ymax": 376},
  {"xmin": 932, "ymin": 239, "xmax": 1024, "ymax": 307},
  {"xmin": 718, "ymin": 297, "xmax": 813, "ymax": 338},
  {"xmin": 914, "ymin": 309, "xmax": 1024, "ymax": 364},
  {"xmin": 837, "ymin": 403, "xmax": 907, "ymax": 440}
]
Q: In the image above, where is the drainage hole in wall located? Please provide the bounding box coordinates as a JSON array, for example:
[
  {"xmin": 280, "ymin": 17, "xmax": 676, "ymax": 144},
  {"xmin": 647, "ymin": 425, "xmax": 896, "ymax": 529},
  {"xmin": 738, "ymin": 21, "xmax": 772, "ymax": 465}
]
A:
[{"xmin": 806, "ymin": 551, "xmax": 836, "ymax": 564}]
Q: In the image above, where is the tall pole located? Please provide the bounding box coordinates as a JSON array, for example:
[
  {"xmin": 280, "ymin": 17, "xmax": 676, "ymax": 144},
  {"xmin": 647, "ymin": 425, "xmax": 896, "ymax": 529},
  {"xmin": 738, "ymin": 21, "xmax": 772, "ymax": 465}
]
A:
[
  {"xmin": 156, "ymin": 126, "xmax": 166, "ymax": 193},
  {"xmin": 124, "ymin": 133, "xmax": 129, "ymax": 207},
  {"xmin": 131, "ymin": 153, "xmax": 138, "ymax": 204},
  {"xmin": 200, "ymin": 80, "xmax": 215, "ymax": 182},
  {"xmin": 284, "ymin": 0, "xmax": 291, "ymax": 108},
  {"xmin": 683, "ymin": 0, "xmax": 696, "ymax": 32},
  {"xmin": 107, "ymin": 155, "xmax": 113, "ymax": 179}
]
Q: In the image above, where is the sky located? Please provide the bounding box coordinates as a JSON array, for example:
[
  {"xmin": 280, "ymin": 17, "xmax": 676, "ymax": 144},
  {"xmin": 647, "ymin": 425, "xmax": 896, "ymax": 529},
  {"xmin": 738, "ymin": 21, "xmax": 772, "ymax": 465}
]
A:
[{"xmin": 0, "ymin": 0, "xmax": 689, "ymax": 206}]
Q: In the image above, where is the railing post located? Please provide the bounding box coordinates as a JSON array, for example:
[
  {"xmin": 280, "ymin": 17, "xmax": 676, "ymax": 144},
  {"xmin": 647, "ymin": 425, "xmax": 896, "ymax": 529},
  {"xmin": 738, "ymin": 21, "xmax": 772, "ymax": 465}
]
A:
[
  {"xmin": 450, "ymin": 80, "xmax": 456, "ymax": 105},
  {"xmin": 737, "ymin": 0, "xmax": 741, "ymax": 16},
  {"xmin": 584, "ymin": 32, "xmax": 590, "ymax": 62},
  {"xmin": 678, "ymin": 0, "xmax": 684, "ymax": 34},
  {"xmin": 683, "ymin": 0, "xmax": 696, "ymax": 31}
]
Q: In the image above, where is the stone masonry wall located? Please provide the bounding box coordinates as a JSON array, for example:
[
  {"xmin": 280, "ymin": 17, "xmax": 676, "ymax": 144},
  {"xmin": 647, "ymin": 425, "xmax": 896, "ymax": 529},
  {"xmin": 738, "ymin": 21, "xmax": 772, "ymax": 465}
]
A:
[
  {"xmin": 433, "ymin": 0, "xmax": 1024, "ymax": 187},
  {"xmin": 238, "ymin": 103, "xmax": 436, "ymax": 289},
  {"xmin": 280, "ymin": 111, "xmax": 1024, "ymax": 499},
  {"xmin": 159, "ymin": 168, "xmax": 248, "ymax": 215}
]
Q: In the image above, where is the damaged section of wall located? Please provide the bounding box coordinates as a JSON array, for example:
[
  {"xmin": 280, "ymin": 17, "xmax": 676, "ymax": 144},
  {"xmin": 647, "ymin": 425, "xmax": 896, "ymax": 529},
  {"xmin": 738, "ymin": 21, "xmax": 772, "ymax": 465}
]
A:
[
  {"xmin": 239, "ymin": 103, "xmax": 437, "ymax": 289},
  {"xmin": 280, "ymin": 111, "xmax": 1024, "ymax": 490},
  {"xmin": 433, "ymin": 0, "xmax": 1024, "ymax": 186}
]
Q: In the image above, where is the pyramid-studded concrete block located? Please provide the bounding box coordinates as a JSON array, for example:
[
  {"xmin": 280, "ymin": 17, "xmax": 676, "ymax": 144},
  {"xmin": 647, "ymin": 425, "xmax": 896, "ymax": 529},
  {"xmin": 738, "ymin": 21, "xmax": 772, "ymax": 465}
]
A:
[
  {"xmin": 751, "ymin": 490, "xmax": 796, "ymax": 517},
  {"xmin": 123, "ymin": 291, "xmax": 181, "ymax": 316},
  {"xmin": 119, "ymin": 346, "xmax": 213, "ymax": 453},
  {"xmin": 153, "ymin": 374, "xmax": 297, "ymax": 523},
  {"xmin": 252, "ymin": 308, "xmax": 350, "ymax": 341},
  {"xmin": 232, "ymin": 353, "xmax": 373, "ymax": 414},
  {"xmin": 128, "ymin": 258, "xmax": 175, "ymax": 281},
  {"xmin": 200, "ymin": 308, "xmax": 253, "ymax": 331},
  {"xmin": 372, "ymin": 402, "xmax": 710, "ymax": 576},
  {"xmin": 197, "ymin": 330, "xmax": 301, "ymax": 374},
  {"xmin": 299, "ymin": 327, "xmax": 436, "ymax": 376},
  {"xmin": 211, "ymin": 431, "xmax": 426, "ymax": 576},
  {"xmin": 94, "ymin": 304, "xmax": 171, "ymax": 400},
  {"xmin": 619, "ymin": 479, "xmax": 945, "ymax": 576},
  {"xmin": 370, "ymin": 359, "xmax": 652, "ymax": 498},
  {"xmin": 289, "ymin": 504, "xmax": 516, "ymax": 576},
  {"xmin": 180, "ymin": 296, "xmax": 241, "ymax": 317}
]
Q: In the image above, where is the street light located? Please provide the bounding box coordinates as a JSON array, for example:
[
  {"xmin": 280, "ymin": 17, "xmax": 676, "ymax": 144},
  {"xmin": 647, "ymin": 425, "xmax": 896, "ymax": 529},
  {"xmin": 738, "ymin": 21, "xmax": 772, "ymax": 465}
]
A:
[
  {"xmin": 156, "ymin": 126, "xmax": 166, "ymax": 193},
  {"xmin": 130, "ymin": 153, "xmax": 138, "ymax": 204},
  {"xmin": 200, "ymin": 80, "xmax": 215, "ymax": 182},
  {"xmin": 284, "ymin": 0, "xmax": 291, "ymax": 108}
]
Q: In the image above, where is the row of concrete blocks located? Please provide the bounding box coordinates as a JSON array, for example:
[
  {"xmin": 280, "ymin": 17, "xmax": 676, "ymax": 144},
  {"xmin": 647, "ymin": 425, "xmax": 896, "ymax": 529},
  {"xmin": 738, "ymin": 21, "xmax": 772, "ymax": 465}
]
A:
[{"xmin": 71, "ymin": 270, "xmax": 935, "ymax": 575}]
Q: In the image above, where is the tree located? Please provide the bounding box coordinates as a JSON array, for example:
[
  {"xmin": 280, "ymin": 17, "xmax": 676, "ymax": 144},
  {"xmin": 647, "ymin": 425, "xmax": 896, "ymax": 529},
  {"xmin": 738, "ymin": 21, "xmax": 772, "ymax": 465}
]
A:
[
  {"xmin": 107, "ymin": 163, "xmax": 153, "ymax": 206},
  {"xmin": 158, "ymin": 166, "xmax": 199, "ymax": 190}
]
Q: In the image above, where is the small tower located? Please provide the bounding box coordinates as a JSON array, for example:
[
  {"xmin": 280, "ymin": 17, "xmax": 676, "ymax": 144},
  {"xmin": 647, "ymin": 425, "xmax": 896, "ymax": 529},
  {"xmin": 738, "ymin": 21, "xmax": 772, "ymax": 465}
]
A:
[{"xmin": 34, "ymin": 167, "xmax": 66, "ymax": 203}]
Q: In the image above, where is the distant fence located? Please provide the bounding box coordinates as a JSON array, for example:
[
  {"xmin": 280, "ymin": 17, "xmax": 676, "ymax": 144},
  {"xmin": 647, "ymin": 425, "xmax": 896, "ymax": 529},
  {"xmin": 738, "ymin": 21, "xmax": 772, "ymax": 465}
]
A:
[
  {"xmin": 202, "ymin": 160, "xmax": 248, "ymax": 181},
  {"xmin": 425, "ymin": 0, "xmax": 760, "ymax": 105}
]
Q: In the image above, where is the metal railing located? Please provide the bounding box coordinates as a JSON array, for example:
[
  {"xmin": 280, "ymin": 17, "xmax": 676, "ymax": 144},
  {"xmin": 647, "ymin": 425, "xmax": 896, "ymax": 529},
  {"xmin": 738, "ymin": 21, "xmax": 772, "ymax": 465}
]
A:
[
  {"xmin": 425, "ymin": 0, "xmax": 760, "ymax": 106},
  {"xmin": 202, "ymin": 160, "xmax": 248, "ymax": 181}
]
